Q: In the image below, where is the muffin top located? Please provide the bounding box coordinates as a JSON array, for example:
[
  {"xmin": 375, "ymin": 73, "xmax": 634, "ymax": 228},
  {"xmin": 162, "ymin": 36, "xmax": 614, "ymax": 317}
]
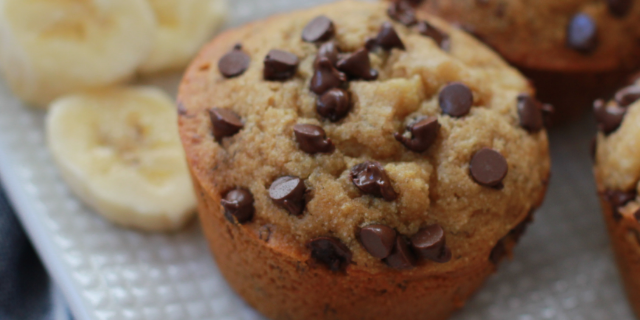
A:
[
  {"xmin": 419, "ymin": 0, "xmax": 640, "ymax": 72},
  {"xmin": 178, "ymin": 0, "xmax": 550, "ymax": 273},
  {"xmin": 594, "ymin": 79, "xmax": 640, "ymax": 219}
]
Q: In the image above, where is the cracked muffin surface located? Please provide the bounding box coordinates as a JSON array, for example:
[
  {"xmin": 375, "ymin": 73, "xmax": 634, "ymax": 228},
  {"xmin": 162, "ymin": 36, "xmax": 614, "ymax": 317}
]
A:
[{"xmin": 178, "ymin": 0, "xmax": 550, "ymax": 273}]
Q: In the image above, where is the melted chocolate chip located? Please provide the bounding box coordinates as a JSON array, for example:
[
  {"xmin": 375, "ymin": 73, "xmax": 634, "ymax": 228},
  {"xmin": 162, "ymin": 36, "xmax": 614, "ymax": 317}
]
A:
[
  {"xmin": 567, "ymin": 13, "xmax": 598, "ymax": 54},
  {"xmin": 221, "ymin": 189, "xmax": 254, "ymax": 224},
  {"xmin": 607, "ymin": 0, "xmax": 633, "ymax": 17},
  {"xmin": 410, "ymin": 224, "xmax": 451, "ymax": 263},
  {"xmin": 385, "ymin": 235, "xmax": 416, "ymax": 270},
  {"xmin": 293, "ymin": 124, "xmax": 334, "ymax": 154},
  {"xmin": 417, "ymin": 21, "xmax": 450, "ymax": 51},
  {"xmin": 387, "ymin": 1, "xmax": 417, "ymax": 26},
  {"xmin": 394, "ymin": 116, "xmax": 440, "ymax": 152},
  {"xmin": 218, "ymin": 45, "xmax": 250, "ymax": 78},
  {"xmin": 470, "ymin": 148, "xmax": 508, "ymax": 188},
  {"xmin": 316, "ymin": 41, "xmax": 340, "ymax": 66},
  {"xmin": 264, "ymin": 49, "xmax": 299, "ymax": 81},
  {"xmin": 336, "ymin": 48, "xmax": 378, "ymax": 81},
  {"xmin": 594, "ymin": 99, "xmax": 627, "ymax": 135},
  {"xmin": 302, "ymin": 16, "xmax": 335, "ymax": 43},
  {"xmin": 439, "ymin": 82, "xmax": 474, "ymax": 117},
  {"xmin": 351, "ymin": 161, "xmax": 398, "ymax": 201},
  {"xmin": 310, "ymin": 58, "xmax": 347, "ymax": 95},
  {"xmin": 615, "ymin": 85, "xmax": 640, "ymax": 107},
  {"xmin": 360, "ymin": 225, "xmax": 397, "ymax": 259},
  {"xmin": 517, "ymin": 94, "xmax": 544, "ymax": 132},
  {"xmin": 209, "ymin": 108, "xmax": 243, "ymax": 141},
  {"xmin": 307, "ymin": 237, "xmax": 352, "ymax": 272},
  {"xmin": 376, "ymin": 22, "xmax": 405, "ymax": 51},
  {"xmin": 269, "ymin": 176, "xmax": 307, "ymax": 216},
  {"xmin": 317, "ymin": 88, "xmax": 351, "ymax": 122}
]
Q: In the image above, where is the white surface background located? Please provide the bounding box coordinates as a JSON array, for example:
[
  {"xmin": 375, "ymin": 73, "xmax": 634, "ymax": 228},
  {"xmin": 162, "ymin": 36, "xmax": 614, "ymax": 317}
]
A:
[{"xmin": 0, "ymin": 0, "xmax": 633, "ymax": 319}]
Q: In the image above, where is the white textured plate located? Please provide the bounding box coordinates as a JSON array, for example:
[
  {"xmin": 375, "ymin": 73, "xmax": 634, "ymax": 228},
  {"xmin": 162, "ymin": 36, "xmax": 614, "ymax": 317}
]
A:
[{"xmin": 0, "ymin": 0, "xmax": 635, "ymax": 319}]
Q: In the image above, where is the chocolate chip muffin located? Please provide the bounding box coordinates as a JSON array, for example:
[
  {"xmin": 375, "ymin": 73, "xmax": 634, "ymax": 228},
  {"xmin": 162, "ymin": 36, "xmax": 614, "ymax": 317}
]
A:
[
  {"xmin": 594, "ymin": 79, "xmax": 640, "ymax": 318},
  {"xmin": 178, "ymin": 1, "xmax": 551, "ymax": 319},
  {"xmin": 415, "ymin": 0, "xmax": 640, "ymax": 122}
]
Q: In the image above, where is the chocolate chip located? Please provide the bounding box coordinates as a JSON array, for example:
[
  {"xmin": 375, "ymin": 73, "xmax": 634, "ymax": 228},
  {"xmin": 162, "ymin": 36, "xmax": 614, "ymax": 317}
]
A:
[
  {"xmin": 387, "ymin": 1, "xmax": 417, "ymax": 26},
  {"xmin": 360, "ymin": 225, "xmax": 397, "ymax": 259},
  {"xmin": 310, "ymin": 58, "xmax": 347, "ymax": 95},
  {"xmin": 221, "ymin": 189, "xmax": 254, "ymax": 224},
  {"xmin": 316, "ymin": 41, "xmax": 340, "ymax": 66},
  {"xmin": 218, "ymin": 45, "xmax": 250, "ymax": 78},
  {"xmin": 490, "ymin": 239, "xmax": 506, "ymax": 264},
  {"xmin": 394, "ymin": 116, "xmax": 440, "ymax": 152},
  {"xmin": 209, "ymin": 108, "xmax": 243, "ymax": 141},
  {"xmin": 351, "ymin": 161, "xmax": 398, "ymax": 201},
  {"xmin": 307, "ymin": 237, "xmax": 352, "ymax": 272},
  {"xmin": 607, "ymin": 0, "xmax": 633, "ymax": 17},
  {"xmin": 293, "ymin": 124, "xmax": 335, "ymax": 154},
  {"xmin": 365, "ymin": 37, "xmax": 379, "ymax": 51},
  {"xmin": 439, "ymin": 82, "xmax": 473, "ymax": 117},
  {"xmin": 567, "ymin": 13, "xmax": 598, "ymax": 54},
  {"xmin": 470, "ymin": 148, "xmax": 508, "ymax": 188},
  {"xmin": 517, "ymin": 94, "xmax": 544, "ymax": 132},
  {"xmin": 317, "ymin": 88, "xmax": 351, "ymax": 122},
  {"xmin": 302, "ymin": 16, "xmax": 335, "ymax": 43},
  {"xmin": 615, "ymin": 85, "xmax": 640, "ymax": 107},
  {"xmin": 410, "ymin": 224, "xmax": 451, "ymax": 263},
  {"xmin": 606, "ymin": 189, "xmax": 636, "ymax": 220},
  {"xmin": 376, "ymin": 22, "xmax": 405, "ymax": 51},
  {"xmin": 264, "ymin": 49, "xmax": 299, "ymax": 81},
  {"xmin": 634, "ymin": 208, "xmax": 640, "ymax": 222},
  {"xmin": 594, "ymin": 99, "xmax": 627, "ymax": 135},
  {"xmin": 509, "ymin": 213, "xmax": 534, "ymax": 243},
  {"xmin": 385, "ymin": 235, "xmax": 416, "ymax": 270},
  {"xmin": 336, "ymin": 48, "xmax": 378, "ymax": 81},
  {"xmin": 417, "ymin": 21, "xmax": 450, "ymax": 51},
  {"xmin": 269, "ymin": 176, "xmax": 306, "ymax": 216}
]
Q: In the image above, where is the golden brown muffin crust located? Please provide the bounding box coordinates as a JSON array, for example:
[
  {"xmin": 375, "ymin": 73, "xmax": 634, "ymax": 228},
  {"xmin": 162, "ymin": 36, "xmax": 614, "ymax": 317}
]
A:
[{"xmin": 179, "ymin": 0, "xmax": 550, "ymax": 273}]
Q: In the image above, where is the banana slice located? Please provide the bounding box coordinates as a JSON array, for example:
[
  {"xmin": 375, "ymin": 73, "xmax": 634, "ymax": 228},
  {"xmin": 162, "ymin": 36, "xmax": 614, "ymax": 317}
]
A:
[
  {"xmin": 138, "ymin": 0, "xmax": 227, "ymax": 74},
  {"xmin": 46, "ymin": 87, "xmax": 197, "ymax": 232},
  {"xmin": 0, "ymin": 0, "xmax": 156, "ymax": 107}
]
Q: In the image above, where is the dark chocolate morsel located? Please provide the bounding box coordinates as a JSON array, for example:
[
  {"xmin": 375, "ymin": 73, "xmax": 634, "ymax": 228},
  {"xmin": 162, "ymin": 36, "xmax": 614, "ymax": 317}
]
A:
[
  {"xmin": 317, "ymin": 88, "xmax": 351, "ymax": 122},
  {"xmin": 269, "ymin": 176, "xmax": 307, "ymax": 216},
  {"xmin": 394, "ymin": 116, "xmax": 440, "ymax": 152},
  {"xmin": 439, "ymin": 82, "xmax": 473, "ymax": 117},
  {"xmin": 336, "ymin": 48, "xmax": 378, "ymax": 81},
  {"xmin": 387, "ymin": 1, "xmax": 417, "ymax": 26},
  {"xmin": 594, "ymin": 99, "xmax": 627, "ymax": 135},
  {"xmin": 376, "ymin": 22, "xmax": 405, "ymax": 51},
  {"xmin": 218, "ymin": 45, "xmax": 250, "ymax": 78},
  {"xmin": 470, "ymin": 148, "xmax": 508, "ymax": 188},
  {"xmin": 385, "ymin": 235, "xmax": 416, "ymax": 270},
  {"xmin": 615, "ymin": 85, "xmax": 640, "ymax": 107},
  {"xmin": 209, "ymin": 108, "xmax": 243, "ymax": 141},
  {"xmin": 316, "ymin": 41, "xmax": 340, "ymax": 66},
  {"xmin": 310, "ymin": 58, "xmax": 347, "ymax": 95},
  {"xmin": 307, "ymin": 237, "xmax": 352, "ymax": 272},
  {"xmin": 360, "ymin": 225, "xmax": 397, "ymax": 259},
  {"xmin": 566, "ymin": 13, "xmax": 598, "ymax": 54},
  {"xmin": 410, "ymin": 224, "xmax": 451, "ymax": 263},
  {"xmin": 293, "ymin": 124, "xmax": 335, "ymax": 154},
  {"xmin": 221, "ymin": 189, "xmax": 255, "ymax": 224},
  {"xmin": 264, "ymin": 49, "xmax": 299, "ymax": 81},
  {"xmin": 302, "ymin": 16, "xmax": 335, "ymax": 43},
  {"xmin": 517, "ymin": 94, "xmax": 544, "ymax": 132},
  {"xmin": 351, "ymin": 161, "xmax": 398, "ymax": 201}
]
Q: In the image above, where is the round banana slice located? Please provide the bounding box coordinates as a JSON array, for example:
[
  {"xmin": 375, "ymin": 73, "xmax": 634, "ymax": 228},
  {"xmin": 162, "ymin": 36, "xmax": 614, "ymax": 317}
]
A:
[
  {"xmin": 0, "ymin": 0, "xmax": 156, "ymax": 107},
  {"xmin": 46, "ymin": 87, "xmax": 196, "ymax": 232},
  {"xmin": 138, "ymin": 0, "xmax": 227, "ymax": 74}
]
